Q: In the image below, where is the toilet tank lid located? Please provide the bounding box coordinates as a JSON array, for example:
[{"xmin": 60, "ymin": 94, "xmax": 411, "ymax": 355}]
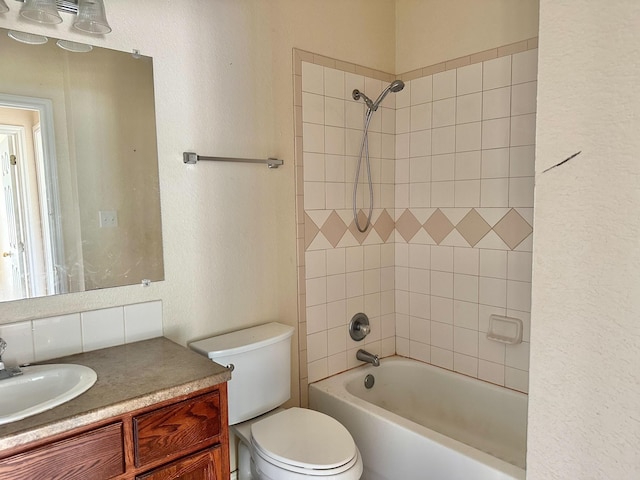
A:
[{"xmin": 189, "ymin": 322, "xmax": 294, "ymax": 359}]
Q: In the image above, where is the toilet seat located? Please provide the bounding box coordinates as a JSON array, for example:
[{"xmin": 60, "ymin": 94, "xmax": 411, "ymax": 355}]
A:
[{"xmin": 250, "ymin": 408, "xmax": 361, "ymax": 478}]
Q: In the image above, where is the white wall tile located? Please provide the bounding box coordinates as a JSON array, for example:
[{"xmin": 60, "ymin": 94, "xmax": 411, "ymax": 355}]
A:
[
  {"xmin": 431, "ymin": 246, "xmax": 453, "ymax": 272},
  {"xmin": 303, "ymin": 152, "xmax": 325, "ymax": 182},
  {"xmin": 455, "ymin": 151, "xmax": 481, "ymax": 180},
  {"xmin": 395, "ymin": 132, "xmax": 410, "ymax": 159},
  {"xmin": 410, "ymin": 317, "xmax": 430, "ymax": 344},
  {"xmin": 511, "ymin": 49, "xmax": 538, "ymax": 84},
  {"xmin": 381, "ymin": 108, "xmax": 396, "ymax": 135},
  {"xmin": 479, "ymin": 335, "xmax": 506, "ymax": 363},
  {"xmin": 432, "ymin": 126, "xmax": 455, "ymax": 155},
  {"xmin": 327, "ymin": 274, "xmax": 347, "ymax": 302},
  {"xmin": 302, "ymin": 62, "xmax": 323, "ymax": 94},
  {"xmin": 480, "ymin": 249, "xmax": 508, "ymax": 279},
  {"xmin": 410, "ymin": 156, "xmax": 431, "ymax": 183},
  {"xmin": 431, "ymin": 296, "xmax": 453, "ymax": 324},
  {"xmin": 410, "ymin": 340, "xmax": 431, "ymax": 363},
  {"xmin": 410, "ymin": 130, "xmax": 431, "ymax": 157},
  {"xmin": 410, "ymin": 103, "xmax": 432, "ymax": 131},
  {"xmin": 483, "ymin": 56, "xmax": 511, "ymax": 90},
  {"xmin": 507, "ymin": 280, "xmax": 532, "ymax": 312},
  {"xmin": 454, "ymin": 247, "xmax": 480, "ymax": 275},
  {"xmin": 481, "ymin": 178, "xmax": 509, "ymax": 207},
  {"xmin": 308, "ymin": 358, "xmax": 328, "ymax": 383},
  {"xmin": 432, "ymin": 154, "xmax": 455, "ymax": 181},
  {"xmin": 431, "ymin": 271, "xmax": 454, "ymax": 298},
  {"xmin": 431, "ymin": 321, "xmax": 453, "ymax": 350},
  {"xmin": 511, "ymin": 114, "xmax": 536, "ymax": 146},
  {"xmin": 478, "ymin": 359, "xmax": 505, "ymax": 385},
  {"xmin": 345, "ymin": 101, "xmax": 364, "ymax": 129},
  {"xmin": 325, "ymin": 155, "xmax": 345, "ymax": 183},
  {"xmin": 305, "ymin": 250, "xmax": 327, "ymax": 279},
  {"xmin": 511, "ymin": 81, "xmax": 537, "ymax": 116},
  {"xmin": 483, "ymin": 87, "xmax": 511, "ymax": 120},
  {"xmin": 433, "ymin": 70, "xmax": 456, "ymax": 100},
  {"xmin": 431, "ymin": 346, "xmax": 453, "ymax": 370},
  {"xmin": 454, "ymin": 273, "xmax": 479, "ymax": 303},
  {"xmin": 456, "ymin": 93, "xmax": 482, "ymax": 124},
  {"xmin": 123, "ymin": 301, "xmax": 163, "ymax": 344},
  {"xmin": 303, "ymin": 122, "xmax": 324, "ymax": 153},
  {"xmin": 509, "ymin": 176, "xmax": 535, "ymax": 207},
  {"xmin": 482, "ymin": 118, "xmax": 511, "ymax": 149},
  {"xmin": 479, "ymin": 277, "xmax": 507, "ymax": 308},
  {"xmin": 396, "ymin": 107, "xmax": 410, "ymax": 134},
  {"xmin": 326, "ymin": 182, "xmax": 345, "ymax": 209},
  {"xmin": 506, "ymin": 342, "xmax": 530, "ymax": 371},
  {"xmin": 303, "ymin": 92, "xmax": 324, "ymax": 124},
  {"xmin": 0, "ymin": 321, "xmax": 34, "ymax": 365},
  {"xmin": 33, "ymin": 314, "xmax": 82, "ymax": 361},
  {"xmin": 303, "ymin": 181, "xmax": 325, "ymax": 210},
  {"xmin": 457, "ymin": 62, "xmax": 482, "ymax": 95},
  {"xmin": 324, "ymin": 97, "xmax": 345, "ymax": 127},
  {"xmin": 411, "ymin": 75, "xmax": 432, "ymax": 105},
  {"xmin": 456, "ymin": 122, "xmax": 482, "ymax": 152},
  {"xmin": 431, "ymin": 181, "xmax": 454, "ymax": 207},
  {"xmin": 409, "ymin": 292, "xmax": 430, "ymax": 319},
  {"xmin": 81, "ymin": 307, "xmax": 125, "ymax": 352},
  {"xmin": 454, "ymin": 300, "xmax": 479, "ymax": 330},
  {"xmin": 432, "ymin": 98, "xmax": 456, "ymax": 127},
  {"xmin": 307, "ymin": 331, "xmax": 328, "ymax": 362},
  {"xmin": 306, "ymin": 277, "xmax": 327, "ymax": 306},
  {"xmin": 510, "ymin": 146, "xmax": 535, "ymax": 177},
  {"xmin": 307, "ymin": 304, "xmax": 328, "ymax": 334},
  {"xmin": 327, "ymin": 300, "xmax": 347, "ymax": 329},
  {"xmin": 481, "ymin": 148, "xmax": 510, "ymax": 178},
  {"xmin": 454, "ymin": 327, "xmax": 479, "ymax": 356},
  {"xmin": 324, "ymin": 67, "xmax": 345, "ymax": 99},
  {"xmin": 454, "ymin": 353, "xmax": 478, "ymax": 377},
  {"xmin": 396, "ymin": 79, "xmax": 411, "ymax": 108},
  {"xmin": 409, "ymin": 268, "xmax": 430, "ymax": 294},
  {"xmin": 454, "ymin": 179, "xmax": 480, "ymax": 207},
  {"xmin": 325, "ymin": 126, "xmax": 345, "ymax": 154},
  {"xmin": 508, "ymin": 251, "xmax": 533, "ymax": 282}
]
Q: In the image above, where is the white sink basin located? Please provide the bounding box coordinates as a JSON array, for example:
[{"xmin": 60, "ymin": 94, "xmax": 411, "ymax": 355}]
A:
[{"xmin": 0, "ymin": 364, "xmax": 97, "ymax": 425}]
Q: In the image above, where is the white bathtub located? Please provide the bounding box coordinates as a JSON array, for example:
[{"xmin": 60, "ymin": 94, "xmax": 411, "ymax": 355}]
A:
[{"xmin": 309, "ymin": 356, "xmax": 527, "ymax": 480}]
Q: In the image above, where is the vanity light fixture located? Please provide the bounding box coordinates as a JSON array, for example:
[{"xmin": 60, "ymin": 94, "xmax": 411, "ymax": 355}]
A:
[
  {"xmin": 7, "ymin": 29, "xmax": 48, "ymax": 44},
  {"xmin": 20, "ymin": 0, "xmax": 62, "ymax": 24},
  {"xmin": 15, "ymin": 0, "xmax": 111, "ymax": 34},
  {"xmin": 56, "ymin": 39, "xmax": 92, "ymax": 52}
]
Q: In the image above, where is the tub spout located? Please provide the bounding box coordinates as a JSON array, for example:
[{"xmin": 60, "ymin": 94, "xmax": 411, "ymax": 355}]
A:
[{"xmin": 356, "ymin": 349, "xmax": 380, "ymax": 367}]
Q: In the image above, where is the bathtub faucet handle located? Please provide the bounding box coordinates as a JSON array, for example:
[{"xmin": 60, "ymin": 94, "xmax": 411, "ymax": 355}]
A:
[{"xmin": 349, "ymin": 313, "xmax": 371, "ymax": 341}]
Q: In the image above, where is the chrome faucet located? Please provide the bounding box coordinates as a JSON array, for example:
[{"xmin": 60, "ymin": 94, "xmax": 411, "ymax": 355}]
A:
[
  {"xmin": 0, "ymin": 338, "xmax": 22, "ymax": 380},
  {"xmin": 0, "ymin": 337, "xmax": 6, "ymax": 371},
  {"xmin": 356, "ymin": 349, "xmax": 380, "ymax": 367}
]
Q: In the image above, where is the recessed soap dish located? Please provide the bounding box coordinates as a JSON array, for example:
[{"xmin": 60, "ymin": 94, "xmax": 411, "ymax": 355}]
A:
[{"xmin": 487, "ymin": 314, "xmax": 523, "ymax": 345}]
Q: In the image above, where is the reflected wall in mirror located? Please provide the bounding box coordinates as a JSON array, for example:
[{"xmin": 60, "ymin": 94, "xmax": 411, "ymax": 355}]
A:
[{"xmin": 0, "ymin": 28, "xmax": 163, "ymax": 302}]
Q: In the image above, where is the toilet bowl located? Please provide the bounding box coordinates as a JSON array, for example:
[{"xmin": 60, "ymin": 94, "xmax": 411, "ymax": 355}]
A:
[
  {"xmin": 235, "ymin": 408, "xmax": 362, "ymax": 480},
  {"xmin": 190, "ymin": 322, "xmax": 363, "ymax": 480}
]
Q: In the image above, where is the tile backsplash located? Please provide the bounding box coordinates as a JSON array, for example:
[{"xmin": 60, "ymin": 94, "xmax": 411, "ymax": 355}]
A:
[{"xmin": 0, "ymin": 301, "xmax": 163, "ymax": 366}]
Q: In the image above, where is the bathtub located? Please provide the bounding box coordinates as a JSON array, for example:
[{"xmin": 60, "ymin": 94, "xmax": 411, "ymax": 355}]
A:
[{"xmin": 309, "ymin": 356, "xmax": 527, "ymax": 480}]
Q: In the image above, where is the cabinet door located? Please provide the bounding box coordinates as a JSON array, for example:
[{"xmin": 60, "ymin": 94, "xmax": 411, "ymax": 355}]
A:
[
  {"xmin": 0, "ymin": 422, "xmax": 124, "ymax": 480},
  {"xmin": 136, "ymin": 446, "xmax": 223, "ymax": 480}
]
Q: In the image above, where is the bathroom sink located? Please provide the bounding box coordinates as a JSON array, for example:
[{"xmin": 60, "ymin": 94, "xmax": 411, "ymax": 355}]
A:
[{"xmin": 0, "ymin": 364, "xmax": 97, "ymax": 425}]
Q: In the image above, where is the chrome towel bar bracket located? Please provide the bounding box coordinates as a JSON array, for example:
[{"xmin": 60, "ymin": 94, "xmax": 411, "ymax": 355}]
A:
[{"xmin": 183, "ymin": 152, "xmax": 283, "ymax": 169}]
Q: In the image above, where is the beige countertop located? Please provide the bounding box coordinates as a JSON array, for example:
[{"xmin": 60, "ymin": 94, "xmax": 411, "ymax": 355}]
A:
[{"xmin": 0, "ymin": 337, "xmax": 230, "ymax": 451}]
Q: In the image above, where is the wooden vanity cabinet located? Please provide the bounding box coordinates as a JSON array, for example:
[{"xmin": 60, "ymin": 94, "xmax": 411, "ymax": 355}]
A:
[{"xmin": 0, "ymin": 383, "xmax": 229, "ymax": 480}]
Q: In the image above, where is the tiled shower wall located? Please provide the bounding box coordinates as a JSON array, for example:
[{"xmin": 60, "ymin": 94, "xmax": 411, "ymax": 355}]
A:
[{"xmin": 294, "ymin": 40, "xmax": 537, "ymax": 403}]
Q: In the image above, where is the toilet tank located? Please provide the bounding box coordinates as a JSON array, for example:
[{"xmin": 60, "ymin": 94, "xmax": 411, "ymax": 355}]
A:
[{"xmin": 189, "ymin": 322, "xmax": 294, "ymax": 425}]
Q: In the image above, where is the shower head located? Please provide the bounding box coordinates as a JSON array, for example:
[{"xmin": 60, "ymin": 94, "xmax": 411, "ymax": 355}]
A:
[
  {"xmin": 352, "ymin": 89, "xmax": 375, "ymax": 110},
  {"xmin": 353, "ymin": 80, "xmax": 405, "ymax": 112}
]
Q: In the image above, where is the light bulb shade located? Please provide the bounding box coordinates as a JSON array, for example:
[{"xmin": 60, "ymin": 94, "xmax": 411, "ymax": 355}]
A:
[
  {"xmin": 0, "ymin": 0, "xmax": 9, "ymax": 14},
  {"xmin": 8, "ymin": 30, "xmax": 49, "ymax": 45},
  {"xmin": 57, "ymin": 39, "xmax": 93, "ymax": 53},
  {"xmin": 20, "ymin": 0, "xmax": 63, "ymax": 24},
  {"xmin": 73, "ymin": 0, "xmax": 111, "ymax": 34}
]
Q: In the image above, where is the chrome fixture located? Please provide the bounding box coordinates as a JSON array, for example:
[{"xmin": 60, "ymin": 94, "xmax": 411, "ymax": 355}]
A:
[
  {"xmin": 356, "ymin": 349, "xmax": 380, "ymax": 367},
  {"xmin": 183, "ymin": 152, "xmax": 284, "ymax": 169},
  {"xmin": 15, "ymin": 0, "xmax": 111, "ymax": 34},
  {"xmin": 349, "ymin": 312, "xmax": 370, "ymax": 341},
  {"xmin": 352, "ymin": 79, "xmax": 405, "ymax": 232},
  {"xmin": 0, "ymin": 338, "xmax": 22, "ymax": 380},
  {"xmin": 364, "ymin": 374, "xmax": 375, "ymax": 389}
]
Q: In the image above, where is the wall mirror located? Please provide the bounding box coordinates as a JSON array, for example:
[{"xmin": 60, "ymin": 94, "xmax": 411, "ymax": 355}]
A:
[{"xmin": 0, "ymin": 28, "xmax": 163, "ymax": 302}]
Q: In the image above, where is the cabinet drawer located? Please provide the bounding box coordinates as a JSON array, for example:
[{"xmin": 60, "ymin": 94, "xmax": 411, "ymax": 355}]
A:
[
  {"xmin": 0, "ymin": 422, "xmax": 124, "ymax": 480},
  {"xmin": 134, "ymin": 391, "xmax": 221, "ymax": 467},
  {"xmin": 136, "ymin": 446, "xmax": 222, "ymax": 480}
]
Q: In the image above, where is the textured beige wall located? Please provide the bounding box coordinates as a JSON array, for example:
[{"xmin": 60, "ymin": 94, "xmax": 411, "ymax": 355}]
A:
[
  {"xmin": 528, "ymin": 1, "xmax": 640, "ymax": 478},
  {"xmin": 0, "ymin": 0, "xmax": 395, "ymax": 412},
  {"xmin": 396, "ymin": 0, "xmax": 539, "ymax": 73}
]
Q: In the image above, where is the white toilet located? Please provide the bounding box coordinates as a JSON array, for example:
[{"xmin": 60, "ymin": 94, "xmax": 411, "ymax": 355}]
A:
[{"xmin": 189, "ymin": 322, "xmax": 363, "ymax": 480}]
